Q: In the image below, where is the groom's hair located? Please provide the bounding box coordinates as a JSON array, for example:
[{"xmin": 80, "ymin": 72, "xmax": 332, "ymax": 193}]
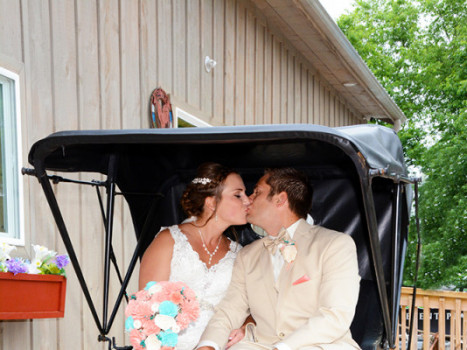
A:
[{"xmin": 264, "ymin": 168, "xmax": 312, "ymax": 219}]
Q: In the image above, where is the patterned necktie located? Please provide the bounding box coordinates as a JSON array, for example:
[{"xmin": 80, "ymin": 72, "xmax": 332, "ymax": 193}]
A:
[{"xmin": 263, "ymin": 228, "xmax": 291, "ymax": 255}]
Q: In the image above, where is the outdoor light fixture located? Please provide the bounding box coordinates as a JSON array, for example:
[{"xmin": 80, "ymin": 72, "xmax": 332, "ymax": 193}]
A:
[{"xmin": 205, "ymin": 56, "xmax": 217, "ymax": 73}]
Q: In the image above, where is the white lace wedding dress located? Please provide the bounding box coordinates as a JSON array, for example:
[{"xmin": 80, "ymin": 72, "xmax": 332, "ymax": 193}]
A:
[{"xmin": 166, "ymin": 225, "xmax": 242, "ymax": 350}]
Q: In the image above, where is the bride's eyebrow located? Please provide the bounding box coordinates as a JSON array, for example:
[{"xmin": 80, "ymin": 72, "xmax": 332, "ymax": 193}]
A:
[{"xmin": 233, "ymin": 187, "xmax": 246, "ymax": 192}]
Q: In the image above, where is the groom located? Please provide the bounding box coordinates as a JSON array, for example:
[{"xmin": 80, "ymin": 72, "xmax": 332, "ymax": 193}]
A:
[{"xmin": 198, "ymin": 168, "xmax": 361, "ymax": 350}]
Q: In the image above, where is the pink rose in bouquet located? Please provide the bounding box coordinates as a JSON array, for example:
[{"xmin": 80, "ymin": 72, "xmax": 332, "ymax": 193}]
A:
[{"xmin": 125, "ymin": 281, "xmax": 199, "ymax": 350}]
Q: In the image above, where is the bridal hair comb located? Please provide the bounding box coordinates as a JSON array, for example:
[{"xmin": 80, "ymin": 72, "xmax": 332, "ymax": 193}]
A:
[{"xmin": 192, "ymin": 177, "xmax": 212, "ymax": 185}]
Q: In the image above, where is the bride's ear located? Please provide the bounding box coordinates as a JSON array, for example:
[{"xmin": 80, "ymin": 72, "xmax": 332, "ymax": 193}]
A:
[{"xmin": 204, "ymin": 196, "xmax": 216, "ymax": 212}]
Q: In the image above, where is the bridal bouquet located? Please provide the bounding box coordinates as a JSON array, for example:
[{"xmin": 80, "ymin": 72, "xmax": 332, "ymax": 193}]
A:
[{"xmin": 125, "ymin": 281, "xmax": 199, "ymax": 350}]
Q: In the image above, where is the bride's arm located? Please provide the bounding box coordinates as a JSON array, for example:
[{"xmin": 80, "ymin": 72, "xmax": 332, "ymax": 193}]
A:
[{"xmin": 138, "ymin": 229, "xmax": 174, "ymax": 290}]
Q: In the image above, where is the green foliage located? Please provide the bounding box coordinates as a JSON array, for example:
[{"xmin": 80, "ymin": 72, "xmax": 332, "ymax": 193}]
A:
[{"xmin": 338, "ymin": 0, "xmax": 466, "ymax": 290}]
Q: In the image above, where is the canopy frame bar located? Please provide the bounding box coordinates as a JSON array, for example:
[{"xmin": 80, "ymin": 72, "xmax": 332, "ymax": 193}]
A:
[
  {"xmin": 35, "ymin": 166, "xmax": 104, "ymax": 335},
  {"xmin": 358, "ymin": 172, "xmax": 393, "ymax": 348},
  {"xmin": 362, "ymin": 173, "xmax": 416, "ymax": 349},
  {"xmin": 29, "ymin": 159, "xmax": 143, "ymax": 348},
  {"xmin": 102, "ymin": 154, "xmax": 118, "ymax": 331},
  {"xmin": 390, "ymin": 183, "xmax": 404, "ymax": 347}
]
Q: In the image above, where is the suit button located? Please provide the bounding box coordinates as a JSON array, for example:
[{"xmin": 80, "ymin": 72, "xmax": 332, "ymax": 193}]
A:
[{"xmin": 279, "ymin": 332, "xmax": 285, "ymax": 338}]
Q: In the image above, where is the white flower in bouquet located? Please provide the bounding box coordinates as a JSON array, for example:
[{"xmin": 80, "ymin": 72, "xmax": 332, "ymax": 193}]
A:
[
  {"xmin": 154, "ymin": 314, "xmax": 177, "ymax": 331},
  {"xmin": 145, "ymin": 334, "xmax": 162, "ymax": 350}
]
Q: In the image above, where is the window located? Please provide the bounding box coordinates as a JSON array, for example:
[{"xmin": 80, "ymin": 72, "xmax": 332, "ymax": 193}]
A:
[
  {"xmin": 0, "ymin": 67, "xmax": 24, "ymax": 245},
  {"xmin": 175, "ymin": 107, "xmax": 212, "ymax": 128}
]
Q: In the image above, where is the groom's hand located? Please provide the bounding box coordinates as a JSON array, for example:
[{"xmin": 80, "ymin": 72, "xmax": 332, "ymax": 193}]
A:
[{"xmin": 197, "ymin": 347, "xmax": 215, "ymax": 350}]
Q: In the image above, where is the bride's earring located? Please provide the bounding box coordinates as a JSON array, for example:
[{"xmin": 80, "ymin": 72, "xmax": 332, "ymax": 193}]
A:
[{"xmin": 215, "ymin": 213, "xmax": 218, "ymax": 222}]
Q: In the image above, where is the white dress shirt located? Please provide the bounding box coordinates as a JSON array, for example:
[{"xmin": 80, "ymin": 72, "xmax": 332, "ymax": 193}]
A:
[{"xmin": 270, "ymin": 220, "xmax": 300, "ymax": 350}]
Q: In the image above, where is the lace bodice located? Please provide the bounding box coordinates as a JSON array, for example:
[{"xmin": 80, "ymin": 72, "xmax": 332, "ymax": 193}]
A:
[{"xmin": 166, "ymin": 225, "xmax": 241, "ymax": 349}]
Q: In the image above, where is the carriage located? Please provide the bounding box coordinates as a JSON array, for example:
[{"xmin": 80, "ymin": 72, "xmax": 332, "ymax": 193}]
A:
[{"xmin": 24, "ymin": 124, "xmax": 416, "ymax": 349}]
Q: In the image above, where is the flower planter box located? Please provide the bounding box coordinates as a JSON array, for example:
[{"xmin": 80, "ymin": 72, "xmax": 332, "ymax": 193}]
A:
[{"xmin": 0, "ymin": 272, "xmax": 66, "ymax": 320}]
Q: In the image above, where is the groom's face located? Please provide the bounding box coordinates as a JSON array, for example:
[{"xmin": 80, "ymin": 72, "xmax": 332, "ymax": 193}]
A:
[{"xmin": 247, "ymin": 175, "xmax": 277, "ymax": 229}]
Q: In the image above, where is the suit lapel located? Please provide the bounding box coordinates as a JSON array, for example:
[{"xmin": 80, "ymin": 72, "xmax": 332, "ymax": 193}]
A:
[
  {"xmin": 276, "ymin": 220, "xmax": 312, "ymax": 313},
  {"xmin": 276, "ymin": 257, "xmax": 295, "ymax": 314}
]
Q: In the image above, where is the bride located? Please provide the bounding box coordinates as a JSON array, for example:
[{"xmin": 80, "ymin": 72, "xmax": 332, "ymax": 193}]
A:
[{"xmin": 139, "ymin": 162, "xmax": 251, "ymax": 349}]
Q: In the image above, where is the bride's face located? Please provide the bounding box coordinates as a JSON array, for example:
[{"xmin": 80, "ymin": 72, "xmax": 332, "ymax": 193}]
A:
[{"xmin": 215, "ymin": 173, "xmax": 250, "ymax": 226}]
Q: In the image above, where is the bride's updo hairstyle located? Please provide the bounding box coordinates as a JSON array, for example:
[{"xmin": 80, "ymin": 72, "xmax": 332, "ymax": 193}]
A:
[{"xmin": 181, "ymin": 162, "xmax": 236, "ymax": 218}]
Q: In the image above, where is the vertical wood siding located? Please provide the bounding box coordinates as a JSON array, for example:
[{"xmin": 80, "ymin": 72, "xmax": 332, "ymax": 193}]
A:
[{"xmin": 0, "ymin": 0, "xmax": 363, "ymax": 349}]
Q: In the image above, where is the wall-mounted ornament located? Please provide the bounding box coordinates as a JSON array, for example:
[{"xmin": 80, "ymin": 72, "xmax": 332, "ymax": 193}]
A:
[
  {"xmin": 151, "ymin": 88, "xmax": 173, "ymax": 128},
  {"xmin": 205, "ymin": 56, "xmax": 217, "ymax": 73}
]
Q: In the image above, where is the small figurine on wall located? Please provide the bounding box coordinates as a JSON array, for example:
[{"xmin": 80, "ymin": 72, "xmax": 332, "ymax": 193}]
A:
[{"xmin": 151, "ymin": 88, "xmax": 173, "ymax": 128}]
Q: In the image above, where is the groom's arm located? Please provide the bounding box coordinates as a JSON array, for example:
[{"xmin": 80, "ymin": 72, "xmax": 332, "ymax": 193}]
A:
[
  {"xmin": 198, "ymin": 248, "xmax": 251, "ymax": 348},
  {"xmin": 280, "ymin": 233, "xmax": 360, "ymax": 349}
]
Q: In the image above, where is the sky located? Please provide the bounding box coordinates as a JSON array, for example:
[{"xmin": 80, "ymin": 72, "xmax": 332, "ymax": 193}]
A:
[{"xmin": 318, "ymin": 0, "xmax": 356, "ymax": 20}]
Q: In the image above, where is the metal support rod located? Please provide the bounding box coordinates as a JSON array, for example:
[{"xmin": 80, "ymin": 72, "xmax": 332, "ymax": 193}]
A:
[
  {"xmin": 105, "ymin": 237, "xmax": 144, "ymax": 334},
  {"xmin": 96, "ymin": 186, "xmax": 128, "ymax": 299},
  {"xmin": 22, "ymin": 167, "xmax": 106, "ymax": 187},
  {"xmin": 102, "ymin": 154, "xmax": 118, "ymax": 331},
  {"xmin": 96, "ymin": 185, "xmax": 107, "ymax": 223},
  {"xmin": 390, "ymin": 183, "xmax": 402, "ymax": 346},
  {"xmin": 37, "ymin": 171, "xmax": 104, "ymax": 334},
  {"xmin": 360, "ymin": 177, "xmax": 394, "ymax": 348},
  {"xmin": 104, "ymin": 195, "xmax": 163, "ymax": 333},
  {"xmin": 407, "ymin": 181, "xmax": 422, "ymax": 350}
]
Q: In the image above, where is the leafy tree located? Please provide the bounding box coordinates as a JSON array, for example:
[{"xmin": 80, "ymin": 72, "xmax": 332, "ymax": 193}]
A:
[{"xmin": 338, "ymin": 0, "xmax": 466, "ymax": 290}]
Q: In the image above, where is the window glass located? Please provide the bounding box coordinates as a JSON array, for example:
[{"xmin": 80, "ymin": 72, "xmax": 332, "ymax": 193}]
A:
[
  {"xmin": 0, "ymin": 69, "xmax": 23, "ymax": 244},
  {"xmin": 175, "ymin": 107, "xmax": 211, "ymax": 128}
]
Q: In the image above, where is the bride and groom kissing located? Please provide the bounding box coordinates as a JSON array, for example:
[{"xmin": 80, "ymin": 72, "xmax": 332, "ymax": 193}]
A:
[{"xmin": 139, "ymin": 163, "xmax": 361, "ymax": 350}]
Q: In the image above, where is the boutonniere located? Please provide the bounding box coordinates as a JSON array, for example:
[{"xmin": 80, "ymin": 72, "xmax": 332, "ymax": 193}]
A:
[{"xmin": 278, "ymin": 239, "xmax": 297, "ymax": 263}]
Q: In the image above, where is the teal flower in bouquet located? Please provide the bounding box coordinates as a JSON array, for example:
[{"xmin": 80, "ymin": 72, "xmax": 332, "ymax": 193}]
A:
[
  {"xmin": 125, "ymin": 316, "xmax": 135, "ymax": 331},
  {"xmin": 159, "ymin": 300, "xmax": 179, "ymax": 317},
  {"xmin": 158, "ymin": 329, "xmax": 178, "ymax": 347}
]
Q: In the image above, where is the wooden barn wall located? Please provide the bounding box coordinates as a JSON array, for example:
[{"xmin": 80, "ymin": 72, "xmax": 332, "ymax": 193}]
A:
[{"xmin": 0, "ymin": 0, "xmax": 363, "ymax": 349}]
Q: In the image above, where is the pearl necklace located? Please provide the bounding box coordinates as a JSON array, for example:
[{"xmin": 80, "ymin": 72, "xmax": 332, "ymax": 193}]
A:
[{"xmin": 197, "ymin": 229, "xmax": 222, "ymax": 266}]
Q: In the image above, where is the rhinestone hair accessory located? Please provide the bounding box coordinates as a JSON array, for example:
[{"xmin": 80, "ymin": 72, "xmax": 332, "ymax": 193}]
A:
[{"xmin": 192, "ymin": 177, "xmax": 212, "ymax": 185}]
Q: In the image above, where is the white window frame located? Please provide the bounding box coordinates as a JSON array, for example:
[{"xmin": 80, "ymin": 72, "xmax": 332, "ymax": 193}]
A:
[
  {"xmin": 0, "ymin": 66, "xmax": 24, "ymax": 246},
  {"xmin": 174, "ymin": 107, "xmax": 212, "ymax": 127}
]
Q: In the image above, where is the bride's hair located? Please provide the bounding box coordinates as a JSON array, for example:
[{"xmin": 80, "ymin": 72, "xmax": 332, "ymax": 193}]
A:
[{"xmin": 181, "ymin": 162, "xmax": 236, "ymax": 218}]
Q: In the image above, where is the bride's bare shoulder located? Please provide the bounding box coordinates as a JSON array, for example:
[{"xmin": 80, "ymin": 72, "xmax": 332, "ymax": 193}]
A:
[{"xmin": 147, "ymin": 228, "xmax": 175, "ymax": 251}]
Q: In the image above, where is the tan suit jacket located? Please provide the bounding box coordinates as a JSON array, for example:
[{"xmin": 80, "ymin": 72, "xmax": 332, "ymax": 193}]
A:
[{"xmin": 199, "ymin": 219, "xmax": 361, "ymax": 350}]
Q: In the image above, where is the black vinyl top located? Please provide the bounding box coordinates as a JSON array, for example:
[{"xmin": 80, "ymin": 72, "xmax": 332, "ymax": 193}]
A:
[{"xmin": 28, "ymin": 124, "xmax": 407, "ymax": 178}]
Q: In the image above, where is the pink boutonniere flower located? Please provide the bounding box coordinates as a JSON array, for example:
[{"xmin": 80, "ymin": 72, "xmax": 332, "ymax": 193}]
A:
[{"xmin": 279, "ymin": 240, "xmax": 297, "ymax": 263}]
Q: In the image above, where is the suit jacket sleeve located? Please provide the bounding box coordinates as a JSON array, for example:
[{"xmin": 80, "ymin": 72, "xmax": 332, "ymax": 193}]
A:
[
  {"xmin": 199, "ymin": 247, "xmax": 251, "ymax": 348},
  {"xmin": 283, "ymin": 233, "xmax": 360, "ymax": 349}
]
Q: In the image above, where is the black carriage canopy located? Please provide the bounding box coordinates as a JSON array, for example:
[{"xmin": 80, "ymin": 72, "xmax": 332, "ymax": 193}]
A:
[{"xmin": 26, "ymin": 124, "xmax": 413, "ymax": 350}]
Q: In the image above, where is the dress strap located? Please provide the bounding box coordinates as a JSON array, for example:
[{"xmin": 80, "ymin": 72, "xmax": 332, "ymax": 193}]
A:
[{"xmin": 167, "ymin": 225, "xmax": 187, "ymax": 245}]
